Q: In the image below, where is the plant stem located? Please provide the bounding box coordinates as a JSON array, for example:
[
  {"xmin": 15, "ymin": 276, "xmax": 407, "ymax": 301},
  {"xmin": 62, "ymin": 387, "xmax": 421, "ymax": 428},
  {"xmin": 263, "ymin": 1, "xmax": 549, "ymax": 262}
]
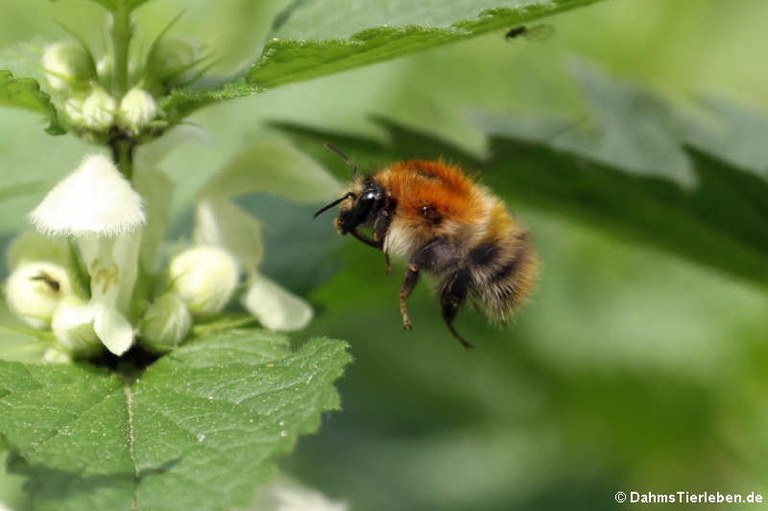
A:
[
  {"xmin": 111, "ymin": 1, "xmax": 132, "ymax": 101},
  {"xmin": 112, "ymin": 137, "xmax": 134, "ymax": 181},
  {"xmin": 110, "ymin": 1, "xmax": 134, "ymax": 181}
]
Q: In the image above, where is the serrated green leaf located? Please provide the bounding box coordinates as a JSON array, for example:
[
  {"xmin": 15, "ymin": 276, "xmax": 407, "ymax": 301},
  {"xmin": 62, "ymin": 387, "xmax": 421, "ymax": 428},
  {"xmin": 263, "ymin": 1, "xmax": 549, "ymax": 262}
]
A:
[
  {"xmin": 0, "ymin": 330, "xmax": 350, "ymax": 511},
  {"xmin": 273, "ymin": 111, "xmax": 768, "ymax": 288},
  {"xmin": 160, "ymin": 79, "xmax": 261, "ymax": 125},
  {"xmin": 0, "ymin": 70, "xmax": 65, "ymax": 135},
  {"xmin": 163, "ymin": 0, "xmax": 602, "ymax": 121}
]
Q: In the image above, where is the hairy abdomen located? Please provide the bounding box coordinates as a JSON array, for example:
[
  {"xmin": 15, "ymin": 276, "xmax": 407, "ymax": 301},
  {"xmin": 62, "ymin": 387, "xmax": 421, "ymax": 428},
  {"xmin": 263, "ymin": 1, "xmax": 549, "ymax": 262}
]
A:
[{"xmin": 466, "ymin": 205, "xmax": 538, "ymax": 322}]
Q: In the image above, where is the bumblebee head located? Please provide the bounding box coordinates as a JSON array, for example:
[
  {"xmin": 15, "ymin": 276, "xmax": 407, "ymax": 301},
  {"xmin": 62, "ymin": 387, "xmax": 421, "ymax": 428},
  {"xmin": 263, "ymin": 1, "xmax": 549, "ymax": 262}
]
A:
[{"xmin": 314, "ymin": 177, "xmax": 385, "ymax": 235}]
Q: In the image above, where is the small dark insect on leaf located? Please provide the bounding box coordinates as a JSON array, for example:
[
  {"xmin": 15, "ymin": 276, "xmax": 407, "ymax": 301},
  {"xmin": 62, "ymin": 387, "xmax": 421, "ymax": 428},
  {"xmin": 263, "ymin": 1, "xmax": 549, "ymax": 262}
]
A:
[
  {"xmin": 505, "ymin": 24, "xmax": 556, "ymax": 42},
  {"xmin": 31, "ymin": 272, "xmax": 60, "ymax": 292}
]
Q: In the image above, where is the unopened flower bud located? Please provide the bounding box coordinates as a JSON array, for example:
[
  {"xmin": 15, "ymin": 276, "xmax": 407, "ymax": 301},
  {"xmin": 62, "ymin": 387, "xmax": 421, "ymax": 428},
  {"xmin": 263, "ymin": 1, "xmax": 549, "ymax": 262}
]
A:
[
  {"xmin": 81, "ymin": 87, "xmax": 116, "ymax": 130},
  {"xmin": 146, "ymin": 37, "xmax": 199, "ymax": 88},
  {"xmin": 169, "ymin": 245, "xmax": 239, "ymax": 317},
  {"xmin": 42, "ymin": 42, "xmax": 96, "ymax": 92},
  {"xmin": 140, "ymin": 292, "xmax": 192, "ymax": 353},
  {"xmin": 119, "ymin": 87, "xmax": 158, "ymax": 133},
  {"xmin": 51, "ymin": 295, "xmax": 101, "ymax": 356},
  {"xmin": 5, "ymin": 261, "xmax": 72, "ymax": 329}
]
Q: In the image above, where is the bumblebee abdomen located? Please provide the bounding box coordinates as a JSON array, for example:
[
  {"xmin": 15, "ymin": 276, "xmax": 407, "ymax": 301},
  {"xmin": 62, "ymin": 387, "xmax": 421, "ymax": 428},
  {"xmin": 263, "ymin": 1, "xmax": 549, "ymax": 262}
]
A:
[{"xmin": 465, "ymin": 208, "xmax": 538, "ymax": 322}]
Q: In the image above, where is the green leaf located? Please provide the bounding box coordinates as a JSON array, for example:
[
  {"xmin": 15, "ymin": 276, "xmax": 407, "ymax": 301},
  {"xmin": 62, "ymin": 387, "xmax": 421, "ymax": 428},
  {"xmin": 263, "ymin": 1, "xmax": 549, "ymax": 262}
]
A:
[
  {"xmin": 252, "ymin": 0, "xmax": 600, "ymax": 88},
  {"xmin": 0, "ymin": 330, "xmax": 350, "ymax": 511},
  {"xmin": 273, "ymin": 108, "xmax": 768, "ymax": 288},
  {"xmin": 0, "ymin": 70, "xmax": 65, "ymax": 135},
  {"xmin": 162, "ymin": 0, "xmax": 602, "ymax": 121}
]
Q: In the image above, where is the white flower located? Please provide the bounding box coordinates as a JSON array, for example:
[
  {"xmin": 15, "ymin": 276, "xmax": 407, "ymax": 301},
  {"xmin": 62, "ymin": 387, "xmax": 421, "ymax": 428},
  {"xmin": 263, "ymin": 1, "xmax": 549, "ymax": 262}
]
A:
[
  {"xmin": 169, "ymin": 245, "xmax": 240, "ymax": 317},
  {"xmin": 251, "ymin": 478, "xmax": 349, "ymax": 511},
  {"xmin": 5, "ymin": 261, "xmax": 72, "ymax": 329},
  {"xmin": 190, "ymin": 140, "xmax": 341, "ymax": 332},
  {"xmin": 30, "ymin": 154, "xmax": 145, "ymax": 236},
  {"xmin": 119, "ymin": 87, "xmax": 158, "ymax": 133},
  {"xmin": 81, "ymin": 87, "xmax": 116, "ymax": 130},
  {"xmin": 29, "ymin": 154, "xmax": 145, "ymax": 355},
  {"xmin": 241, "ymin": 272, "xmax": 312, "ymax": 332},
  {"xmin": 51, "ymin": 295, "xmax": 101, "ymax": 356}
]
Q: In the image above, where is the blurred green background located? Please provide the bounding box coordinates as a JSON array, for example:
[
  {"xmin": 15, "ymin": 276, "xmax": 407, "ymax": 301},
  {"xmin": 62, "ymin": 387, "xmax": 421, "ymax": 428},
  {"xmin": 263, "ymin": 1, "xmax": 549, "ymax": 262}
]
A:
[{"xmin": 1, "ymin": 1, "xmax": 768, "ymax": 510}]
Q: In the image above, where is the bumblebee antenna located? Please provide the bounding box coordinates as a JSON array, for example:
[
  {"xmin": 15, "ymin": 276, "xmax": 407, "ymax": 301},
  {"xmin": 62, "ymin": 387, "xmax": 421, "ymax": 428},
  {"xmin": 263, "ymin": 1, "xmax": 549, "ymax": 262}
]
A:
[
  {"xmin": 324, "ymin": 143, "xmax": 358, "ymax": 177},
  {"xmin": 313, "ymin": 192, "xmax": 354, "ymax": 219}
]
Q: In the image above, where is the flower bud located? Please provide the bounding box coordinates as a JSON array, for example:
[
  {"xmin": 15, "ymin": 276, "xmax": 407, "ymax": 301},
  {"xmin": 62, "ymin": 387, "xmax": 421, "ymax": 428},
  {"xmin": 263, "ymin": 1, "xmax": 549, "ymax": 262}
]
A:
[
  {"xmin": 146, "ymin": 37, "xmax": 198, "ymax": 88},
  {"xmin": 42, "ymin": 42, "xmax": 96, "ymax": 92},
  {"xmin": 81, "ymin": 87, "xmax": 116, "ymax": 130},
  {"xmin": 169, "ymin": 245, "xmax": 239, "ymax": 317},
  {"xmin": 51, "ymin": 295, "xmax": 102, "ymax": 356},
  {"xmin": 118, "ymin": 87, "xmax": 158, "ymax": 133},
  {"xmin": 140, "ymin": 292, "xmax": 192, "ymax": 353},
  {"xmin": 5, "ymin": 261, "xmax": 72, "ymax": 329}
]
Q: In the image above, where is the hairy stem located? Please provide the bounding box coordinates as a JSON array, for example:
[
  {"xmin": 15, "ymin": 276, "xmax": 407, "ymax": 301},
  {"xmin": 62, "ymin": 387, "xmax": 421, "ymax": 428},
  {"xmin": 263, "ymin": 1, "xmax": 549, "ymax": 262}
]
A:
[{"xmin": 111, "ymin": 1, "xmax": 132, "ymax": 101}]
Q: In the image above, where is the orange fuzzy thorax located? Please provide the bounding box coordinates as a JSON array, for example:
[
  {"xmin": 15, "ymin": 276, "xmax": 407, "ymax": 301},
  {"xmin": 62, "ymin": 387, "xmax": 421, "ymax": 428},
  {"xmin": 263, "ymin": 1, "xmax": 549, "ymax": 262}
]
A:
[{"xmin": 375, "ymin": 159, "xmax": 491, "ymax": 245}]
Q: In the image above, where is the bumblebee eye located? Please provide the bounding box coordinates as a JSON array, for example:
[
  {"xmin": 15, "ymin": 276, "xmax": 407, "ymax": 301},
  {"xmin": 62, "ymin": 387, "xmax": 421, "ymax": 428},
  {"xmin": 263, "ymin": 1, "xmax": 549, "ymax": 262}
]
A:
[{"xmin": 361, "ymin": 190, "xmax": 379, "ymax": 202}]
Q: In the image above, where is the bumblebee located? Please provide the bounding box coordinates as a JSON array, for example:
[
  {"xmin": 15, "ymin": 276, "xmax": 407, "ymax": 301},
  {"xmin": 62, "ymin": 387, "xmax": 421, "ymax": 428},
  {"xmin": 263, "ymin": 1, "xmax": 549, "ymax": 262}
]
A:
[{"xmin": 315, "ymin": 148, "xmax": 538, "ymax": 347}]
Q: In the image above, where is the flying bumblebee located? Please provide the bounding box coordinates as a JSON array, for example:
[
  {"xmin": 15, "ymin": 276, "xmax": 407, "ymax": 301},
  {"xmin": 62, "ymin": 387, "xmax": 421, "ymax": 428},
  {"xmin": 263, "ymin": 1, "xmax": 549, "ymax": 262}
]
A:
[{"xmin": 315, "ymin": 146, "xmax": 538, "ymax": 347}]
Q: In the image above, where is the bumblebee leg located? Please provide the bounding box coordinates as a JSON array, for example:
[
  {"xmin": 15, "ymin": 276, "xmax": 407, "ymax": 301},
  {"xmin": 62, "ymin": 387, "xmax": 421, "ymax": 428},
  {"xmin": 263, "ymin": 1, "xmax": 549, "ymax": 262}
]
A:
[
  {"xmin": 440, "ymin": 269, "xmax": 473, "ymax": 349},
  {"xmin": 399, "ymin": 263, "xmax": 419, "ymax": 329},
  {"xmin": 399, "ymin": 238, "xmax": 462, "ymax": 332},
  {"xmin": 350, "ymin": 228, "xmax": 381, "ymax": 249}
]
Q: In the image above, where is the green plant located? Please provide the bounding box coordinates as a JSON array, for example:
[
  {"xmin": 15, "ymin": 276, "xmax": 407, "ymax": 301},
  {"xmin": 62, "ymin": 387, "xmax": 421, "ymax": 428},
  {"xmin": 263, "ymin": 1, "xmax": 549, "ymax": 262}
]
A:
[{"xmin": 0, "ymin": 1, "xmax": 615, "ymax": 510}]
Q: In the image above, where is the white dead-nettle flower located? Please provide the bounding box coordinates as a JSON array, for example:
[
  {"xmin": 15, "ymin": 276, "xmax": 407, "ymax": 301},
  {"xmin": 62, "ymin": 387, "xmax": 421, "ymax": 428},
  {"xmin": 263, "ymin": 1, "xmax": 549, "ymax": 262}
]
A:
[
  {"xmin": 169, "ymin": 245, "xmax": 240, "ymax": 317},
  {"xmin": 42, "ymin": 41, "xmax": 95, "ymax": 92},
  {"xmin": 119, "ymin": 87, "xmax": 158, "ymax": 133},
  {"xmin": 5, "ymin": 261, "xmax": 72, "ymax": 329},
  {"xmin": 194, "ymin": 198, "xmax": 313, "ymax": 332},
  {"xmin": 29, "ymin": 154, "xmax": 145, "ymax": 356},
  {"xmin": 51, "ymin": 295, "xmax": 101, "ymax": 356},
  {"xmin": 81, "ymin": 86, "xmax": 116, "ymax": 130},
  {"xmin": 241, "ymin": 273, "xmax": 313, "ymax": 332},
  {"xmin": 250, "ymin": 478, "xmax": 349, "ymax": 511}
]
